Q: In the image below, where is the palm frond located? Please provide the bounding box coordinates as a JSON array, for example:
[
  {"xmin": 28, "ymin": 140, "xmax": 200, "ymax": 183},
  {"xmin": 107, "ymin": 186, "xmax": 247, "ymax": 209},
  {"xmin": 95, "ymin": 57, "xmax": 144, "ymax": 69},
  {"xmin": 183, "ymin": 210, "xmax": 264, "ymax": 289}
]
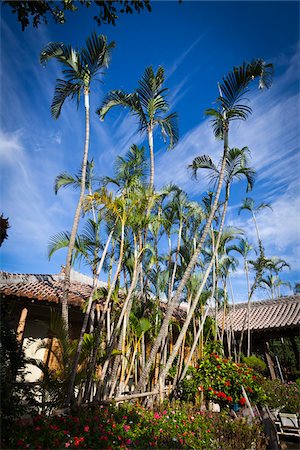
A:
[
  {"xmin": 54, "ymin": 172, "xmax": 80, "ymax": 194},
  {"xmin": 157, "ymin": 112, "xmax": 179, "ymax": 149},
  {"xmin": 51, "ymin": 79, "xmax": 81, "ymax": 119},
  {"xmin": 188, "ymin": 155, "xmax": 219, "ymax": 181}
]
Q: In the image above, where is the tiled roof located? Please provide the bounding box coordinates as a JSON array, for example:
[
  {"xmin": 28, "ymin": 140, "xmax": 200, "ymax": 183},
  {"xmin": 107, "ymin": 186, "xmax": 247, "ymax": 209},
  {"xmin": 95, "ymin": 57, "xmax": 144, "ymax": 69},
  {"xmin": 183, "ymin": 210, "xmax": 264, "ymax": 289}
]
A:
[
  {"xmin": 217, "ymin": 295, "xmax": 300, "ymax": 332},
  {"xmin": 0, "ymin": 270, "xmax": 107, "ymax": 308},
  {"xmin": 0, "ymin": 270, "xmax": 186, "ymax": 319}
]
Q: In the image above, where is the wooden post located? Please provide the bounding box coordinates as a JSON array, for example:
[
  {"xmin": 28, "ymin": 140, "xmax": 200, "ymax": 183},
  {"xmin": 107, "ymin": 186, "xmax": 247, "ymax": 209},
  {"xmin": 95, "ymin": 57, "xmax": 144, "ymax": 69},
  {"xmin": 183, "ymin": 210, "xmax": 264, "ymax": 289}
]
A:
[
  {"xmin": 264, "ymin": 340, "xmax": 276, "ymax": 380},
  {"xmin": 16, "ymin": 307, "xmax": 28, "ymax": 344}
]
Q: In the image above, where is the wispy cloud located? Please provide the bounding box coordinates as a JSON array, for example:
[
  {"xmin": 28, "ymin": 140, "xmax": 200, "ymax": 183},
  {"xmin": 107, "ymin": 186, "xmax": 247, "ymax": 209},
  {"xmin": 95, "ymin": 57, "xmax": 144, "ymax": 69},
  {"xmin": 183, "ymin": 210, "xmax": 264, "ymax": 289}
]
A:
[{"xmin": 166, "ymin": 32, "xmax": 209, "ymax": 79}]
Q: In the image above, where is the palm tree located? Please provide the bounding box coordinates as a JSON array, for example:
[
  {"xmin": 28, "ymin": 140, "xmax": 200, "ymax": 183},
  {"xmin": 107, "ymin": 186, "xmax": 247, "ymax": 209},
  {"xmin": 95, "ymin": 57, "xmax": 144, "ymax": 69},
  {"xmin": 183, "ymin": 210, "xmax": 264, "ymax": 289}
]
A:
[
  {"xmin": 40, "ymin": 33, "xmax": 115, "ymax": 332},
  {"xmin": 230, "ymin": 238, "xmax": 253, "ymax": 357},
  {"xmin": 97, "ymin": 66, "xmax": 178, "ymax": 189},
  {"xmin": 155, "ymin": 147, "xmax": 255, "ymax": 391},
  {"xmin": 238, "ymin": 197, "xmax": 272, "ymax": 253},
  {"xmin": 135, "ymin": 58, "xmax": 273, "ymax": 394},
  {"xmin": 259, "ymin": 274, "xmax": 291, "ymax": 299}
]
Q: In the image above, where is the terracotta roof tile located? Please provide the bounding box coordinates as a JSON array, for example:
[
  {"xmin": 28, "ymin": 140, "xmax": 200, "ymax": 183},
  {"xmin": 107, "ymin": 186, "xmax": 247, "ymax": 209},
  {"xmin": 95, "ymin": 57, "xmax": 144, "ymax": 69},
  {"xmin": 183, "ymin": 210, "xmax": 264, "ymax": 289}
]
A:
[
  {"xmin": 217, "ymin": 296, "xmax": 300, "ymax": 332},
  {"xmin": 0, "ymin": 271, "xmax": 105, "ymax": 308}
]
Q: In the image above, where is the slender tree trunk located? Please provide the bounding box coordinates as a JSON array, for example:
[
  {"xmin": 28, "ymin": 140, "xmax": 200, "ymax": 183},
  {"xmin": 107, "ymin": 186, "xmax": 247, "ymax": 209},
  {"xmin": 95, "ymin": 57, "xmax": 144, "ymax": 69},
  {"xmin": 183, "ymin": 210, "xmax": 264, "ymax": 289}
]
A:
[
  {"xmin": 62, "ymin": 89, "xmax": 90, "ymax": 332},
  {"xmin": 179, "ymin": 302, "xmax": 212, "ymax": 382},
  {"xmin": 65, "ymin": 226, "xmax": 114, "ymax": 406},
  {"xmin": 169, "ymin": 220, "xmax": 183, "ymax": 298},
  {"xmin": 148, "ymin": 125, "xmax": 154, "ymax": 189},
  {"xmin": 245, "ymin": 259, "xmax": 251, "ymax": 357},
  {"xmin": 157, "ymin": 190, "xmax": 229, "ymax": 389},
  {"xmin": 95, "ymin": 236, "xmax": 140, "ymax": 399},
  {"xmin": 135, "ymin": 126, "xmax": 229, "ymax": 393},
  {"xmin": 84, "ymin": 220, "xmax": 125, "ymax": 402}
]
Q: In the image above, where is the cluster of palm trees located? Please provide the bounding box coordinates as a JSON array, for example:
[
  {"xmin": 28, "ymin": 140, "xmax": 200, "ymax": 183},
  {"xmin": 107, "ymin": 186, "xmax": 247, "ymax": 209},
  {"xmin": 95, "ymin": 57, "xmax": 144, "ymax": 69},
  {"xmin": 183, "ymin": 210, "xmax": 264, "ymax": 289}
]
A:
[{"xmin": 40, "ymin": 32, "xmax": 289, "ymax": 407}]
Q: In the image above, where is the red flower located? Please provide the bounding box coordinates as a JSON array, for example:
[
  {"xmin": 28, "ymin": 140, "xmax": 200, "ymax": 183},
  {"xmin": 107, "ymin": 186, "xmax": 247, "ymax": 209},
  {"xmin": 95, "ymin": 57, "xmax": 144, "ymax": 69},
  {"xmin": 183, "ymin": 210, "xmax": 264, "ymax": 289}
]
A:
[
  {"xmin": 239, "ymin": 397, "xmax": 246, "ymax": 406},
  {"xmin": 208, "ymin": 387, "xmax": 213, "ymax": 391},
  {"xmin": 225, "ymin": 380, "xmax": 230, "ymax": 386},
  {"xmin": 84, "ymin": 425, "xmax": 90, "ymax": 432},
  {"xmin": 74, "ymin": 437, "xmax": 85, "ymax": 447},
  {"xmin": 227, "ymin": 396, "xmax": 233, "ymax": 402},
  {"xmin": 217, "ymin": 365, "xmax": 221, "ymax": 369},
  {"xmin": 126, "ymin": 439, "xmax": 132, "ymax": 445}
]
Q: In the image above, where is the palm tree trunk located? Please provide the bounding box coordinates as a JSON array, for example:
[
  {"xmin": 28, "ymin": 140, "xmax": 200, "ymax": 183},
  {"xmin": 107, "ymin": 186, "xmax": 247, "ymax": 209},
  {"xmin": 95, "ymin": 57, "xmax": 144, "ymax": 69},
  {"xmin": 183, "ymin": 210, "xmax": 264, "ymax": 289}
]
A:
[
  {"xmin": 148, "ymin": 125, "xmax": 154, "ymax": 189},
  {"xmin": 179, "ymin": 302, "xmax": 212, "ymax": 382},
  {"xmin": 134, "ymin": 126, "xmax": 229, "ymax": 393},
  {"xmin": 169, "ymin": 220, "xmax": 183, "ymax": 298},
  {"xmin": 245, "ymin": 259, "xmax": 251, "ymax": 357},
  {"xmin": 84, "ymin": 220, "xmax": 125, "ymax": 402},
  {"xmin": 157, "ymin": 189, "xmax": 229, "ymax": 389},
  {"xmin": 65, "ymin": 226, "xmax": 114, "ymax": 406},
  {"xmin": 62, "ymin": 89, "xmax": 90, "ymax": 332},
  {"xmin": 95, "ymin": 235, "xmax": 140, "ymax": 399}
]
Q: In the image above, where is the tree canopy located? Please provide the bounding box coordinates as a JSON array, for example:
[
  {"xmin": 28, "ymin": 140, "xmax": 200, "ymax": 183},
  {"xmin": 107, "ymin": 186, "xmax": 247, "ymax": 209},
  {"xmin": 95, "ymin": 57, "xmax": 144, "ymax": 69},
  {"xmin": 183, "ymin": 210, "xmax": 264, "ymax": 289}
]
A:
[{"xmin": 5, "ymin": 0, "xmax": 151, "ymax": 31}]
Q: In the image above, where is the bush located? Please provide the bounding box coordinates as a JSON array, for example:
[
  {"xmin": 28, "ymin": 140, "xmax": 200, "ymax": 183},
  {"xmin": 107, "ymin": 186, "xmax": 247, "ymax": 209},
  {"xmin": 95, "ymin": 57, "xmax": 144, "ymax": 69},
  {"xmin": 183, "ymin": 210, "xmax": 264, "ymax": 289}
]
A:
[
  {"xmin": 0, "ymin": 312, "xmax": 38, "ymax": 440},
  {"xmin": 242, "ymin": 355, "xmax": 267, "ymax": 374},
  {"xmin": 6, "ymin": 403, "xmax": 267, "ymax": 449},
  {"xmin": 261, "ymin": 378, "xmax": 300, "ymax": 413},
  {"xmin": 178, "ymin": 353, "xmax": 267, "ymax": 408}
]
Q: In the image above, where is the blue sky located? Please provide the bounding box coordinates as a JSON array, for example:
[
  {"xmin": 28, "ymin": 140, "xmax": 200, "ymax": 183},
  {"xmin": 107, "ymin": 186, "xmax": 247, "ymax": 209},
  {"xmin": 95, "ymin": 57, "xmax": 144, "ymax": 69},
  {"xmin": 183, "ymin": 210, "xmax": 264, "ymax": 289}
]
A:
[{"xmin": 1, "ymin": 1, "xmax": 299, "ymax": 301}]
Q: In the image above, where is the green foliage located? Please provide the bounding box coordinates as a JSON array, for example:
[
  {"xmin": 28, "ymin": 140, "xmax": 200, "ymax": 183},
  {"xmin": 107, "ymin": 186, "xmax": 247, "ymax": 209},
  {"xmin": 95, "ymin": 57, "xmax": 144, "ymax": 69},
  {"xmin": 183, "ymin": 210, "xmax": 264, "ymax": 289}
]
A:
[
  {"xmin": 0, "ymin": 312, "xmax": 38, "ymax": 442},
  {"xmin": 7, "ymin": 403, "xmax": 267, "ymax": 449},
  {"xmin": 242, "ymin": 355, "xmax": 267, "ymax": 374},
  {"xmin": 5, "ymin": 1, "xmax": 151, "ymax": 31},
  {"xmin": 178, "ymin": 352, "xmax": 267, "ymax": 407},
  {"xmin": 261, "ymin": 378, "xmax": 300, "ymax": 413},
  {"xmin": 0, "ymin": 213, "xmax": 10, "ymax": 247}
]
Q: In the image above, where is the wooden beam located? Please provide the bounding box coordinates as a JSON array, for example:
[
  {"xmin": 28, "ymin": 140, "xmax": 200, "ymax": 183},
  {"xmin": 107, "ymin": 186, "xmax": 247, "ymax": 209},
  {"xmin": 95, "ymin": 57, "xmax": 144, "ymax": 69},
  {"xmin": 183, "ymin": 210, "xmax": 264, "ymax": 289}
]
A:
[{"xmin": 16, "ymin": 307, "xmax": 28, "ymax": 344}]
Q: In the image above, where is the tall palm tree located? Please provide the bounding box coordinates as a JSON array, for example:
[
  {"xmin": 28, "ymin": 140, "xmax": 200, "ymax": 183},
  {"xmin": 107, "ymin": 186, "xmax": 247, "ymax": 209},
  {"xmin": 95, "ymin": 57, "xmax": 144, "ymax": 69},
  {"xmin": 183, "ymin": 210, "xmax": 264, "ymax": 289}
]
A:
[
  {"xmin": 40, "ymin": 33, "xmax": 115, "ymax": 332},
  {"xmin": 230, "ymin": 238, "xmax": 253, "ymax": 357},
  {"xmin": 238, "ymin": 197, "xmax": 272, "ymax": 253},
  {"xmin": 97, "ymin": 66, "xmax": 178, "ymax": 189},
  {"xmin": 155, "ymin": 147, "xmax": 255, "ymax": 391},
  {"xmin": 135, "ymin": 58, "xmax": 273, "ymax": 394}
]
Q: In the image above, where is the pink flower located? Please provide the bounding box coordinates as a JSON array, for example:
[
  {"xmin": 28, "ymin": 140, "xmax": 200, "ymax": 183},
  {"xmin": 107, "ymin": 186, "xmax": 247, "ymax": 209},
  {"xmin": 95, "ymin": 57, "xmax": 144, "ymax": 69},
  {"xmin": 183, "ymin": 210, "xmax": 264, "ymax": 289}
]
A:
[
  {"xmin": 154, "ymin": 412, "xmax": 161, "ymax": 419},
  {"xmin": 65, "ymin": 443, "xmax": 71, "ymax": 448},
  {"xmin": 123, "ymin": 424, "xmax": 131, "ymax": 432},
  {"xmin": 162, "ymin": 410, "xmax": 167, "ymax": 415},
  {"xmin": 84, "ymin": 425, "xmax": 90, "ymax": 432},
  {"xmin": 126, "ymin": 439, "xmax": 132, "ymax": 445}
]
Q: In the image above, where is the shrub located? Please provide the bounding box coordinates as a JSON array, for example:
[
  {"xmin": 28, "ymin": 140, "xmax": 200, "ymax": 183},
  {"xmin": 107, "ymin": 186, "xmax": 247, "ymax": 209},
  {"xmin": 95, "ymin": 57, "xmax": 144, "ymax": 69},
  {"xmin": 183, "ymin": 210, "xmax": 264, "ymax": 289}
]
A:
[
  {"xmin": 261, "ymin": 378, "xmax": 300, "ymax": 413},
  {"xmin": 242, "ymin": 355, "xmax": 267, "ymax": 374},
  {"xmin": 178, "ymin": 353, "xmax": 267, "ymax": 408},
  {"xmin": 5, "ymin": 403, "xmax": 267, "ymax": 449}
]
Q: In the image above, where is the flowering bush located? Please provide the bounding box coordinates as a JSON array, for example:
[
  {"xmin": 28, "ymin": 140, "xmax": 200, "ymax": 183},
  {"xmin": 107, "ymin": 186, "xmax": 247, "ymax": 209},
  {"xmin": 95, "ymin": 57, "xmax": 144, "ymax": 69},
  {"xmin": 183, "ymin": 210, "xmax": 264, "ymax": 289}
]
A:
[
  {"xmin": 178, "ymin": 353, "xmax": 267, "ymax": 408},
  {"xmin": 261, "ymin": 378, "xmax": 300, "ymax": 413},
  {"xmin": 4, "ymin": 402, "xmax": 267, "ymax": 449}
]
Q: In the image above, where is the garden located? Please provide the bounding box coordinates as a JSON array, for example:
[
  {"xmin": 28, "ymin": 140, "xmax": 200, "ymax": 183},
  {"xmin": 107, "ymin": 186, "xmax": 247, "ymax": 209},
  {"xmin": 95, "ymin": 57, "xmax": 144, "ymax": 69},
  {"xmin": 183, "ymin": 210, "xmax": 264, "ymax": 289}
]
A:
[{"xmin": 1, "ymin": 2, "xmax": 300, "ymax": 449}]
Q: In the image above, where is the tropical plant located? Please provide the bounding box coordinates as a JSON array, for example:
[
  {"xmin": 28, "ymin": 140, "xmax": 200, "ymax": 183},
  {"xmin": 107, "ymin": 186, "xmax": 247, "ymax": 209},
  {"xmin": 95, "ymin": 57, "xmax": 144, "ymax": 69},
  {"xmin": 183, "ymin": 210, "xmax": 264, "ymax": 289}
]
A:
[
  {"xmin": 238, "ymin": 197, "xmax": 272, "ymax": 254},
  {"xmin": 97, "ymin": 65, "xmax": 178, "ymax": 189},
  {"xmin": 40, "ymin": 32, "xmax": 115, "ymax": 332},
  {"xmin": 134, "ymin": 58, "xmax": 273, "ymax": 394},
  {"xmin": 6, "ymin": 1, "xmax": 152, "ymax": 31}
]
